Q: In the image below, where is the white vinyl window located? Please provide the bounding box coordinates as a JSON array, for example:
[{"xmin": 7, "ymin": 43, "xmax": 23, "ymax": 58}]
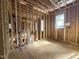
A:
[
  {"xmin": 55, "ymin": 13, "xmax": 64, "ymax": 29},
  {"xmin": 41, "ymin": 20, "xmax": 44, "ymax": 31}
]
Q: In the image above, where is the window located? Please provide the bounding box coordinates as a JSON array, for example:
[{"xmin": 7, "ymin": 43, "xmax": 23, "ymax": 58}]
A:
[
  {"xmin": 41, "ymin": 20, "xmax": 44, "ymax": 31},
  {"xmin": 55, "ymin": 13, "xmax": 64, "ymax": 29}
]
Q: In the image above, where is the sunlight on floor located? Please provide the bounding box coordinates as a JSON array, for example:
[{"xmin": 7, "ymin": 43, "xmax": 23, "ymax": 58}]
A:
[
  {"xmin": 66, "ymin": 52, "xmax": 78, "ymax": 59},
  {"xmin": 69, "ymin": 54, "xmax": 79, "ymax": 59}
]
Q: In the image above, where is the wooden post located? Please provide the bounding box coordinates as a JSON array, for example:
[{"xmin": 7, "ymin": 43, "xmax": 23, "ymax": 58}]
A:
[
  {"xmin": 0, "ymin": 0, "xmax": 10, "ymax": 58},
  {"xmin": 15, "ymin": 0, "xmax": 19, "ymax": 46},
  {"xmin": 44, "ymin": 14, "xmax": 45, "ymax": 39},
  {"xmin": 0, "ymin": 0, "xmax": 5, "ymax": 59},
  {"xmin": 76, "ymin": 5, "xmax": 78, "ymax": 44}
]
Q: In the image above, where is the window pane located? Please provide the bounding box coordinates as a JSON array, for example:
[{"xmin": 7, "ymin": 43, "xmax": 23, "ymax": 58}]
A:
[
  {"xmin": 55, "ymin": 14, "xmax": 64, "ymax": 29},
  {"xmin": 41, "ymin": 20, "xmax": 44, "ymax": 31}
]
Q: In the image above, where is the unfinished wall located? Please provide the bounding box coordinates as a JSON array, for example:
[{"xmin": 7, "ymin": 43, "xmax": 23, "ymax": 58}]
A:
[
  {"xmin": 49, "ymin": 1, "xmax": 79, "ymax": 45},
  {"xmin": 0, "ymin": 0, "xmax": 4, "ymax": 59}
]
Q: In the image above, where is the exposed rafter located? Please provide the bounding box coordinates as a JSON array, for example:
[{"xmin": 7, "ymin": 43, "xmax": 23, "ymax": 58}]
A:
[
  {"xmin": 49, "ymin": 0, "xmax": 58, "ymax": 8},
  {"xmin": 38, "ymin": 0, "xmax": 55, "ymax": 12},
  {"xmin": 19, "ymin": 0, "xmax": 76, "ymax": 12},
  {"xmin": 38, "ymin": 0, "xmax": 51, "ymax": 9},
  {"xmin": 19, "ymin": 0, "xmax": 48, "ymax": 13}
]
